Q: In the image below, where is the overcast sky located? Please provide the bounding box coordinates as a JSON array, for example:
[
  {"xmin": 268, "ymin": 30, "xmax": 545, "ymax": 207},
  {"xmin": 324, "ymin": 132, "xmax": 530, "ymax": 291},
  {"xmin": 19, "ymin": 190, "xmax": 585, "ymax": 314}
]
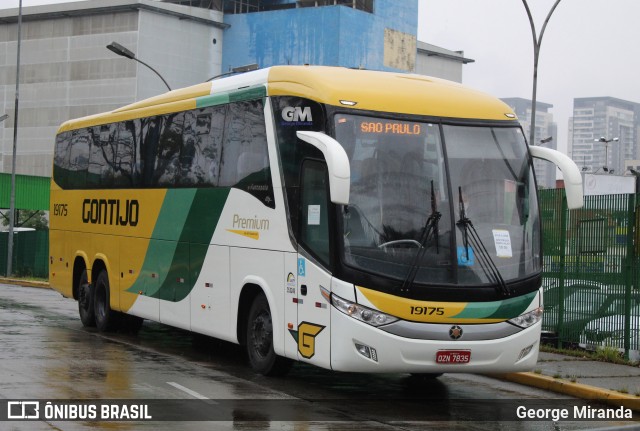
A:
[
  {"xmin": 418, "ymin": 0, "xmax": 640, "ymax": 154},
  {"xmin": 5, "ymin": 0, "xmax": 640, "ymax": 154}
]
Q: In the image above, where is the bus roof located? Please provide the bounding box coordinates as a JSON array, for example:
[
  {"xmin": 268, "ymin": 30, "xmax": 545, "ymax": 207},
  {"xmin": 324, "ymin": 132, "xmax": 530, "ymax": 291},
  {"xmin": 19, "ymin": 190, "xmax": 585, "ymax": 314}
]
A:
[
  {"xmin": 57, "ymin": 65, "xmax": 517, "ymax": 133},
  {"xmin": 266, "ymin": 66, "xmax": 516, "ymax": 121}
]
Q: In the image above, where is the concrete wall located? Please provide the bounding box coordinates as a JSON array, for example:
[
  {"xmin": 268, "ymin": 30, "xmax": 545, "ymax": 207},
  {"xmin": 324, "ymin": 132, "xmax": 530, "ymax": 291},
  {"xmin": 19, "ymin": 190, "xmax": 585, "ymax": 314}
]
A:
[
  {"xmin": 415, "ymin": 52, "xmax": 463, "ymax": 82},
  {"xmin": 0, "ymin": 12, "xmax": 140, "ymax": 177},
  {"xmin": 137, "ymin": 8, "xmax": 223, "ymax": 99}
]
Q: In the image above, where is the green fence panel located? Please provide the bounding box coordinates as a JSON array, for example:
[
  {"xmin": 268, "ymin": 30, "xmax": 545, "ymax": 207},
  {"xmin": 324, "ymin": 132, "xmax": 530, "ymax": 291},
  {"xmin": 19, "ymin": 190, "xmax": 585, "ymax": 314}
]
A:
[
  {"xmin": 0, "ymin": 230, "xmax": 49, "ymax": 278},
  {"xmin": 540, "ymin": 189, "xmax": 638, "ymax": 359}
]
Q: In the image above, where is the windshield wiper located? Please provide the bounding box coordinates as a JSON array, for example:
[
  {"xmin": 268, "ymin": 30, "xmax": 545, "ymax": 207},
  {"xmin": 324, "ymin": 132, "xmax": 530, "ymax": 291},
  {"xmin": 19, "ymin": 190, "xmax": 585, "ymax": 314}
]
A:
[
  {"xmin": 456, "ymin": 187, "xmax": 511, "ymax": 297},
  {"xmin": 400, "ymin": 181, "xmax": 441, "ymax": 293}
]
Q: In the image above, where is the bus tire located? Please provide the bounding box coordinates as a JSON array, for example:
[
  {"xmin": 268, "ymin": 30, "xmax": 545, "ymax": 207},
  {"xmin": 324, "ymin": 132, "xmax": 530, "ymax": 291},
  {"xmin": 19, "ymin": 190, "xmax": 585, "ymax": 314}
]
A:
[
  {"xmin": 78, "ymin": 269, "xmax": 96, "ymax": 327},
  {"xmin": 93, "ymin": 269, "xmax": 120, "ymax": 332},
  {"xmin": 246, "ymin": 294, "xmax": 292, "ymax": 376}
]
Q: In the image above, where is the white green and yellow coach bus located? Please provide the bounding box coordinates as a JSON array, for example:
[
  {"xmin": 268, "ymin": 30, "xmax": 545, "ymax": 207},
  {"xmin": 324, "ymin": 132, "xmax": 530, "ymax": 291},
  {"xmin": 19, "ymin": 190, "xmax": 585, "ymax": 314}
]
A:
[{"xmin": 49, "ymin": 65, "xmax": 583, "ymax": 376}]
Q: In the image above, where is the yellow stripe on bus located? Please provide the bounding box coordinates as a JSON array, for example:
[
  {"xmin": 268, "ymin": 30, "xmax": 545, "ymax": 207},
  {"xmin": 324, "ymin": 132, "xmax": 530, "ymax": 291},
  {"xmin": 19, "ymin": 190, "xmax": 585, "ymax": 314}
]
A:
[{"xmin": 57, "ymin": 99, "xmax": 198, "ymax": 133}]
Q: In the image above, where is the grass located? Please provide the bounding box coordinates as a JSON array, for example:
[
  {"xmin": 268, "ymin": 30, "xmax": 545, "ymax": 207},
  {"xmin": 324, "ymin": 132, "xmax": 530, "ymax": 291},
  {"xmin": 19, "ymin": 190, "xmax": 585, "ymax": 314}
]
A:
[
  {"xmin": 540, "ymin": 344, "xmax": 637, "ymax": 366},
  {"xmin": 594, "ymin": 344, "xmax": 625, "ymax": 363}
]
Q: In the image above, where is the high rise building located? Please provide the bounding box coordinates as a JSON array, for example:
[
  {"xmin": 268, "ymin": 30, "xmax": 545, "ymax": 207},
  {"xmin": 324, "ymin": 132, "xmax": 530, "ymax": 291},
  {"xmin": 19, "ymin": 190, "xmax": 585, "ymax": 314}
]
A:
[
  {"xmin": 501, "ymin": 97, "xmax": 557, "ymax": 189},
  {"xmin": 569, "ymin": 97, "xmax": 640, "ymax": 175}
]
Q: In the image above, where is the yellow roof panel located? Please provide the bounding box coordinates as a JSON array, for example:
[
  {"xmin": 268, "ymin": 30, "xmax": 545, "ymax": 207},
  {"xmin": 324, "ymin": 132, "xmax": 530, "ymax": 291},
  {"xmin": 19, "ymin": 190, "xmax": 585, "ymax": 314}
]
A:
[{"xmin": 267, "ymin": 66, "xmax": 516, "ymax": 121}]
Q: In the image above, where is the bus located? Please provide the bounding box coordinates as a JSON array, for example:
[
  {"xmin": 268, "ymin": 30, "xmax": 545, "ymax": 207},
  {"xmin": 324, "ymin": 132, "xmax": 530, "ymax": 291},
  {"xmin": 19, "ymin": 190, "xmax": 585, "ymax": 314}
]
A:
[{"xmin": 49, "ymin": 65, "xmax": 583, "ymax": 376}]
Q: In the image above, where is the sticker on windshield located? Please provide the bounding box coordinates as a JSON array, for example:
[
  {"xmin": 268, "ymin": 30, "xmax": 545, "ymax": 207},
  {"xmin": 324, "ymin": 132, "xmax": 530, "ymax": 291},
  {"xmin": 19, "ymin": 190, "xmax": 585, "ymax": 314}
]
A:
[
  {"xmin": 307, "ymin": 205, "xmax": 321, "ymax": 225},
  {"xmin": 492, "ymin": 229, "xmax": 512, "ymax": 258},
  {"xmin": 457, "ymin": 246, "xmax": 475, "ymax": 266}
]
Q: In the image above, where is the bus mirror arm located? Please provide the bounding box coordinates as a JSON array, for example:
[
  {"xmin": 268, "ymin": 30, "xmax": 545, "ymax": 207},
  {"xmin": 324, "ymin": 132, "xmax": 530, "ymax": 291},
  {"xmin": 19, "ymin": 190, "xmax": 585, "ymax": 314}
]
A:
[
  {"xmin": 529, "ymin": 146, "xmax": 584, "ymax": 209},
  {"xmin": 296, "ymin": 131, "xmax": 351, "ymax": 205}
]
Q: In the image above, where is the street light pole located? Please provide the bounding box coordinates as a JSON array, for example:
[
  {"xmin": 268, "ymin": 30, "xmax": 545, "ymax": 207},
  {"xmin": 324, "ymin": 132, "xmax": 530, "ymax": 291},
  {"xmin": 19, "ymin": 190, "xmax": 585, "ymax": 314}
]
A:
[
  {"xmin": 106, "ymin": 42, "xmax": 171, "ymax": 92},
  {"xmin": 522, "ymin": 0, "xmax": 562, "ymax": 148},
  {"xmin": 7, "ymin": 0, "xmax": 22, "ymax": 277},
  {"xmin": 595, "ymin": 136, "xmax": 619, "ymax": 173}
]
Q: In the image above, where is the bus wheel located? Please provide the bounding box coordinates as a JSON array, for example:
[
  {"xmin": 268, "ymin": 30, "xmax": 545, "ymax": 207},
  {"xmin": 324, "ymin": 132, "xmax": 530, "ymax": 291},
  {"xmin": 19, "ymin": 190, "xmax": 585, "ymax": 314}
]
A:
[
  {"xmin": 78, "ymin": 269, "xmax": 96, "ymax": 327},
  {"xmin": 93, "ymin": 270, "xmax": 120, "ymax": 332},
  {"xmin": 246, "ymin": 294, "xmax": 292, "ymax": 376}
]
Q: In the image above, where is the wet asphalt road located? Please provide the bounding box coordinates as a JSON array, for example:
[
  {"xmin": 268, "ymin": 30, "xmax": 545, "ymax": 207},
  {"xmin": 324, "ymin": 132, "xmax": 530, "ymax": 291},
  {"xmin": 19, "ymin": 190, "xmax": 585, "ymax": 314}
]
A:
[{"xmin": 0, "ymin": 284, "xmax": 636, "ymax": 431}]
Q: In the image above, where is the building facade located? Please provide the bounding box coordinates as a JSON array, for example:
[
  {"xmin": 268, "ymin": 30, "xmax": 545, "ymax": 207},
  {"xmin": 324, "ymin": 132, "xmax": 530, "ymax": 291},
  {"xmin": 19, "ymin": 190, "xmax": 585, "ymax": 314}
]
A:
[
  {"xmin": 569, "ymin": 97, "xmax": 640, "ymax": 176},
  {"xmin": 501, "ymin": 97, "xmax": 557, "ymax": 189},
  {"xmin": 0, "ymin": 0, "xmax": 224, "ymax": 177},
  {"xmin": 0, "ymin": 0, "xmax": 470, "ymax": 178},
  {"xmin": 221, "ymin": 0, "xmax": 417, "ymax": 72},
  {"xmin": 415, "ymin": 41, "xmax": 473, "ymax": 82}
]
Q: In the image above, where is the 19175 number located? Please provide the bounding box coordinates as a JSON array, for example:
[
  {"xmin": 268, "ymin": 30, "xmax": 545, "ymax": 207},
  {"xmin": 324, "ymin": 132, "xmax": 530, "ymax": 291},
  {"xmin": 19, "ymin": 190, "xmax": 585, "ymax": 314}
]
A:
[{"xmin": 410, "ymin": 306, "xmax": 444, "ymax": 316}]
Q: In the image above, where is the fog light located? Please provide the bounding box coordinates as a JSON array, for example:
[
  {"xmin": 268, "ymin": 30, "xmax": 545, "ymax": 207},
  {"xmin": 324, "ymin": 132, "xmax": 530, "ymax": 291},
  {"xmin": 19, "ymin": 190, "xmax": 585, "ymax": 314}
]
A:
[
  {"xmin": 517, "ymin": 343, "xmax": 535, "ymax": 361},
  {"xmin": 355, "ymin": 342, "xmax": 378, "ymax": 362}
]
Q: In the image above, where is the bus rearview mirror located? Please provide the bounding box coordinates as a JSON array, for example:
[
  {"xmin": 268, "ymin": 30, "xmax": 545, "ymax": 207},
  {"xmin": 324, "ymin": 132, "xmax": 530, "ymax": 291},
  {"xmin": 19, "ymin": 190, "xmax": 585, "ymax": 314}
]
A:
[
  {"xmin": 529, "ymin": 145, "xmax": 584, "ymax": 209},
  {"xmin": 296, "ymin": 131, "xmax": 350, "ymax": 205}
]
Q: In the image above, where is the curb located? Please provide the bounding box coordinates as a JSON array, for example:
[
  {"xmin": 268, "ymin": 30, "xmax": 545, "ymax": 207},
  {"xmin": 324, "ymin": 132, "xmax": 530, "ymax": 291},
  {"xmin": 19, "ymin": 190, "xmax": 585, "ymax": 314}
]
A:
[
  {"xmin": 0, "ymin": 277, "xmax": 49, "ymax": 289},
  {"xmin": 491, "ymin": 372, "xmax": 640, "ymax": 412}
]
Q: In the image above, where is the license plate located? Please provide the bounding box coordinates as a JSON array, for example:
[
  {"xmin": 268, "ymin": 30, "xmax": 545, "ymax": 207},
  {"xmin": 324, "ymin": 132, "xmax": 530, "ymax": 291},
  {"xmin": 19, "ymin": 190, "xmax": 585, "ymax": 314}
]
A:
[{"xmin": 436, "ymin": 350, "xmax": 471, "ymax": 364}]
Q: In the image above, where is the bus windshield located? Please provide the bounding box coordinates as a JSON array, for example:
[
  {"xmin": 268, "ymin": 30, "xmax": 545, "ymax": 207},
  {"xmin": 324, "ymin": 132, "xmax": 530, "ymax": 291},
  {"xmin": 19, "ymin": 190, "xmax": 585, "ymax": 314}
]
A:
[{"xmin": 335, "ymin": 114, "xmax": 541, "ymax": 288}]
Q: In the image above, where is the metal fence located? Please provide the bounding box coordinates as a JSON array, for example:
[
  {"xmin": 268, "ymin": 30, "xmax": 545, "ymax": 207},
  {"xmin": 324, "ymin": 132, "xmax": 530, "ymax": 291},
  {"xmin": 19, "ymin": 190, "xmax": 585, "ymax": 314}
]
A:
[
  {"xmin": 0, "ymin": 230, "xmax": 49, "ymax": 278},
  {"xmin": 539, "ymin": 189, "xmax": 639, "ymax": 359}
]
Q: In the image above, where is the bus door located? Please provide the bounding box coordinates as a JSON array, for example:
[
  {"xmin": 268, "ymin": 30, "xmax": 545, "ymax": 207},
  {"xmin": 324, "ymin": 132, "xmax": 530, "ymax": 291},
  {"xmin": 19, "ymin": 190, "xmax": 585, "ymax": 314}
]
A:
[{"xmin": 295, "ymin": 160, "xmax": 332, "ymax": 369}]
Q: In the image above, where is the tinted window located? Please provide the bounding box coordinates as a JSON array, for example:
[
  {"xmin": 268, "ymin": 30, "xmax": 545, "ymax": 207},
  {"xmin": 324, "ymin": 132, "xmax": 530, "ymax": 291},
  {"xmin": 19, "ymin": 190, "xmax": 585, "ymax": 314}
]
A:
[
  {"xmin": 112, "ymin": 120, "xmax": 140, "ymax": 187},
  {"xmin": 180, "ymin": 106, "xmax": 225, "ymax": 187},
  {"xmin": 300, "ymin": 160, "xmax": 330, "ymax": 265},
  {"xmin": 87, "ymin": 123, "xmax": 118, "ymax": 187},
  {"xmin": 53, "ymin": 99, "xmax": 273, "ymax": 208},
  {"xmin": 272, "ymin": 96, "xmax": 326, "ymax": 232},
  {"xmin": 155, "ymin": 112, "xmax": 185, "ymax": 187},
  {"xmin": 220, "ymin": 100, "xmax": 274, "ymax": 207}
]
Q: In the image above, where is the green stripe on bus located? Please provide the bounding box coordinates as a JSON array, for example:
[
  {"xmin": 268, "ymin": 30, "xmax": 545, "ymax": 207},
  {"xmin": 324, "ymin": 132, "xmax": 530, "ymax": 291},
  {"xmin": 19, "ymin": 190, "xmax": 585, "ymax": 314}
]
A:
[
  {"xmin": 126, "ymin": 187, "xmax": 230, "ymax": 301},
  {"xmin": 452, "ymin": 291, "xmax": 537, "ymax": 320},
  {"xmin": 229, "ymin": 86, "xmax": 266, "ymax": 102},
  {"xmin": 166, "ymin": 187, "xmax": 230, "ymax": 302},
  {"xmin": 195, "ymin": 86, "xmax": 266, "ymax": 109},
  {"xmin": 486, "ymin": 291, "xmax": 537, "ymax": 319},
  {"xmin": 126, "ymin": 189, "xmax": 196, "ymax": 297},
  {"xmin": 153, "ymin": 189, "xmax": 198, "ymax": 240},
  {"xmin": 196, "ymin": 93, "xmax": 230, "ymax": 109}
]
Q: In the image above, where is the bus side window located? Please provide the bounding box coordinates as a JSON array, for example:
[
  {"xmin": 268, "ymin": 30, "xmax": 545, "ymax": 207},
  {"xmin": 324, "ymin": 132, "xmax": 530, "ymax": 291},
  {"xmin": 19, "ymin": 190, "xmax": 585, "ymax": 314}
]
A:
[
  {"xmin": 87, "ymin": 123, "xmax": 118, "ymax": 188},
  {"xmin": 53, "ymin": 131, "xmax": 72, "ymax": 188},
  {"xmin": 300, "ymin": 160, "xmax": 330, "ymax": 266},
  {"xmin": 112, "ymin": 120, "xmax": 140, "ymax": 187},
  {"xmin": 220, "ymin": 100, "xmax": 268, "ymax": 186},
  {"xmin": 219, "ymin": 100, "xmax": 274, "ymax": 207},
  {"xmin": 180, "ymin": 106, "xmax": 225, "ymax": 187},
  {"xmin": 155, "ymin": 112, "xmax": 185, "ymax": 187},
  {"xmin": 139, "ymin": 116, "xmax": 161, "ymax": 187}
]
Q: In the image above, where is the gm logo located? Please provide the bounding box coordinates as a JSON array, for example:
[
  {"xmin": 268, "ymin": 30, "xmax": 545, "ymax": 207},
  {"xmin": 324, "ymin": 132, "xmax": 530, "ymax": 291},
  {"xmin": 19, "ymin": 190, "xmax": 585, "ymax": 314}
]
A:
[{"xmin": 281, "ymin": 106, "xmax": 313, "ymax": 124}]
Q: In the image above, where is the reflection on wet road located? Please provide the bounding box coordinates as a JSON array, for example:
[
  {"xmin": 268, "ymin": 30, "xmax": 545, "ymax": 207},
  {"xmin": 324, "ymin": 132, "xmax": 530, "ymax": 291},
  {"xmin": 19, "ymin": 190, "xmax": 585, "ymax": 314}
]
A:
[{"xmin": 0, "ymin": 285, "xmax": 634, "ymax": 430}]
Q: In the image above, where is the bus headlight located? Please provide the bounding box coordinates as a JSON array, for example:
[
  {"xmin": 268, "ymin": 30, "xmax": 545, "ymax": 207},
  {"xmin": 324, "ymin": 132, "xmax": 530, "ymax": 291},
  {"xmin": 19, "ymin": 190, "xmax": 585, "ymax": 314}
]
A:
[
  {"xmin": 331, "ymin": 294, "xmax": 398, "ymax": 327},
  {"xmin": 508, "ymin": 306, "xmax": 543, "ymax": 329}
]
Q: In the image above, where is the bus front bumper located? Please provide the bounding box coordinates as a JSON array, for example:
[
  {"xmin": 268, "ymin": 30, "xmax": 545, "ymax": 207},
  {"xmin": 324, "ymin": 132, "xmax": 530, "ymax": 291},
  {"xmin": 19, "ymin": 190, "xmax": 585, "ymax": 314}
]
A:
[{"xmin": 329, "ymin": 307, "xmax": 540, "ymax": 373}]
